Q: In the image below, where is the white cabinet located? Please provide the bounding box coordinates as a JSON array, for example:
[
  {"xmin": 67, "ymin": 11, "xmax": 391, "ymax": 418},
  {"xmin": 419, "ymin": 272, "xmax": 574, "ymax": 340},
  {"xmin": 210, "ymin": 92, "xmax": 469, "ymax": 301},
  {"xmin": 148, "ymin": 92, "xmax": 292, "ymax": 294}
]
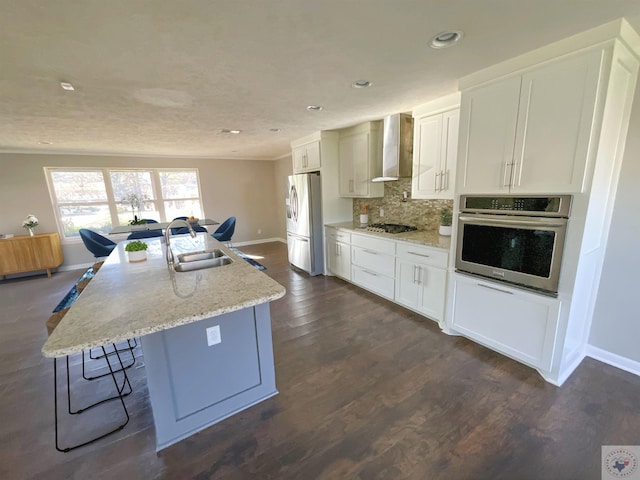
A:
[
  {"xmin": 449, "ymin": 273, "xmax": 560, "ymax": 371},
  {"xmin": 292, "ymin": 139, "xmax": 321, "ymax": 173},
  {"xmin": 325, "ymin": 227, "xmax": 351, "ymax": 280},
  {"xmin": 458, "ymin": 48, "xmax": 603, "ymax": 194},
  {"xmin": 394, "ymin": 243, "xmax": 448, "ymax": 322},
  {"xmin": 350, "ymin": 233, "xmax": 395, "ymax": 299},
  {"xmin": 411, "ymin": 108, "xmax": 459, "ymax": 199},
  {"xmin": 339, "ymin": 122, "xmax": 384, "ymax": 198}
]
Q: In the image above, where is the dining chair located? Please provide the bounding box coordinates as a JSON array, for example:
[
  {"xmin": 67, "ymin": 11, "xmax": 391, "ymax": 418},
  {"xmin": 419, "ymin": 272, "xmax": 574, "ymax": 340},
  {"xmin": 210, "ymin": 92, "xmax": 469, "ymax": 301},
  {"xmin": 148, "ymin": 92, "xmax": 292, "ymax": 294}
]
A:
[
  {"xmin": 127, "ymin": 228, "xmax": 163, "ymax": 240},
  {"xmin": 173, "ymin": 225, "xmax": 207, "ymax": 235},
  {"xmin": 212, "ymin": 216, "xmax": 236, "ymax": 246},
  {"xmin": 170, "ymin": 217, "xmax": 188, "ymax": 235},
  {"xmin": 79, "ymin": 229, "xmax": 117, "ymax": 259}
]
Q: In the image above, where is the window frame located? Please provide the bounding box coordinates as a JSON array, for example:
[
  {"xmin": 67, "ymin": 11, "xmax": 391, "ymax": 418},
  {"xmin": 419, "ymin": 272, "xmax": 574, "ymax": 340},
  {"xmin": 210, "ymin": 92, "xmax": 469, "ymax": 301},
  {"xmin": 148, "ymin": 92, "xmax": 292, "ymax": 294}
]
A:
[{"xmin": 44, "ymin": 167, "xmax": 204, "ymax": 243}]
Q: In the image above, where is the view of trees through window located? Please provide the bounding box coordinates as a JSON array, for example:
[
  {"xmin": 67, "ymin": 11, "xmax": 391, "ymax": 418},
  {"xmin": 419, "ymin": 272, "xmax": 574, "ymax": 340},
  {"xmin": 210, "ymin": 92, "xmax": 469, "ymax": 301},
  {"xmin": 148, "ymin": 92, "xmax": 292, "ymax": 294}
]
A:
[{"xmin": 45, "ymin": 168, "xmax": 203, "ymax": 238}]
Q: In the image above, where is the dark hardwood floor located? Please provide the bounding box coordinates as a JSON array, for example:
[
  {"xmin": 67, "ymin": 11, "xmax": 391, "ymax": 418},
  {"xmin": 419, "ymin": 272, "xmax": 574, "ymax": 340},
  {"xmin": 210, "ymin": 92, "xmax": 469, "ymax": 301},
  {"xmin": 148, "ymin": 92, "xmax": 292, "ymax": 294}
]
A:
[{"xmin": 1, "ymin": 241, "xmax": 639, "ymax": 479}]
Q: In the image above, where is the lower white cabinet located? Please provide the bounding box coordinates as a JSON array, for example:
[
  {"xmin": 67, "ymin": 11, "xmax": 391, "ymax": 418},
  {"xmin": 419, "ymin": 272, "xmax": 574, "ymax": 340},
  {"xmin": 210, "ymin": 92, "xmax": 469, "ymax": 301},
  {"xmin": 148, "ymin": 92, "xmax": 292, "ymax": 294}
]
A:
[
  {"xmin": 449, "ymin": 273, "xmax": 560, "ymax": 371},
  {"xmin": 325, "ymin": 227, "xmax": 351, "ymax": 280},
  {"xmin": 394, "ymin": 243, "xmax": 448, "ymax": 321},
  {"xmin": 350, "ymin": 233, "xmax": 396, "ymax": 300}
]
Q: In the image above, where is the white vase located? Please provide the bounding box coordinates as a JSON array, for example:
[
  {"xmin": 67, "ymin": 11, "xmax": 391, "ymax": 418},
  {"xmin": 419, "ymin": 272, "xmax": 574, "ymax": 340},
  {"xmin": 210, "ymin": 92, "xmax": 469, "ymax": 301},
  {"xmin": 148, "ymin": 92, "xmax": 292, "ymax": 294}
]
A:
[
  {"xmin": 127, "ymin": 250, "xmax": 147, "ymax": 262},
  {"xmin": 27, "ymin": 227, "xmax": 35, "ymax": 237},
  {"xmin": 360, "ymin": 214, "xmax": 369, "ymax": 226},
  {"xmin": 439, "ymin": 225, "xmax": 452, "ymax": 236}
]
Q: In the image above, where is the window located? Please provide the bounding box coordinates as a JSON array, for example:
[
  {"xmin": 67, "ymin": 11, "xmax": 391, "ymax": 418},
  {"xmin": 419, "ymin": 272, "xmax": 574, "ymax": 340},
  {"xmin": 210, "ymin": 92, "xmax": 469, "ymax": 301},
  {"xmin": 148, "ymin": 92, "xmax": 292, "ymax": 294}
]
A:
[{"xmin": 45, "ymin": 168, "xmax": 203, "ymax": 240}]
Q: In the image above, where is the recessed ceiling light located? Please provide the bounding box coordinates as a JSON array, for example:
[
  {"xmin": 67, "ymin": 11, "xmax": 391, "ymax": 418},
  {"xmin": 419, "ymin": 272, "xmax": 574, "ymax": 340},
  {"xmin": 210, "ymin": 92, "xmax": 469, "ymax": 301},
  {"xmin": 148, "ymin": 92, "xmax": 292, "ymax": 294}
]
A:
[
  {"xmin": 430, "ymin": 30, "xmax": 464, "ymax": 49},
  {"xmin": 60, "ymin": 82, "xmax": 75, "ymax": 91},
  {"xmin": 270, "ymin": 128, "xmax": 281, "ymax": 132},
  {"xmin": 306, "ymin": 105, "xmax": 323, "ymax": 111},
  {"xmin": 352, "ymin": 80, "xmax": 372, "ymax": 89},
  {"xmin": 39, "ymin": 141, "xmax": 53, "ymax": 145},
  {"xmin": 219, "ymin": 129, "xmax": 241, "ymax": 134}
]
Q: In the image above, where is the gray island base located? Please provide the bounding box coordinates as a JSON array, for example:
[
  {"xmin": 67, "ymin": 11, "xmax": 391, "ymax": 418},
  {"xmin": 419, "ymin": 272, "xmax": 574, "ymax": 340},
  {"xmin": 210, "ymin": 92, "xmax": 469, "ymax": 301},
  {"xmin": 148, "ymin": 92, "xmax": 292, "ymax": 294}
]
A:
[
  {"xmin": 142, "ymin": 303, "xmax": 277, "ymax": 450},
  {"xmin": 42, "ymin": 234, "xmax": 286, "ymax": 452}
]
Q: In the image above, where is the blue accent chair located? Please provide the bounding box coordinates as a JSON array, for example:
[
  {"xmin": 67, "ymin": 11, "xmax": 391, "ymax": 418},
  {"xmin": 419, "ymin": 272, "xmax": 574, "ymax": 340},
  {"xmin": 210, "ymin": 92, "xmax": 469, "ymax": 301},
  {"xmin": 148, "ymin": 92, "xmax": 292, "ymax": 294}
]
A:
[
  {"xmin": 170, "ymin": 217, "xmax": 188, "ymax": 235},
  {"xmin": 173, "ymin": 225, "xmax": 208, "ymax": 235},
  {"xmin": 127, "ymin": 219, "xmax": 162, "ymax": 240},
  {"xmin": 212, "ymin": 216, "xmax": 236, "ymax": 245},
  {"xmin": 79, "ymin": 229, "xmax": 117, "ymax": 259}
]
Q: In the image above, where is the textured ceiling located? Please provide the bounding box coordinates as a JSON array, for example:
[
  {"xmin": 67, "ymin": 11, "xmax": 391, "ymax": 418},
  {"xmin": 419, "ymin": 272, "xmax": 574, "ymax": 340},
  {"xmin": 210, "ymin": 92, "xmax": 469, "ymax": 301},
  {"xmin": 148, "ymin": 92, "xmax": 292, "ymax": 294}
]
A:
[{"xmin": 1, "ymin": 1, "xmax": 640, "ymax": 160}]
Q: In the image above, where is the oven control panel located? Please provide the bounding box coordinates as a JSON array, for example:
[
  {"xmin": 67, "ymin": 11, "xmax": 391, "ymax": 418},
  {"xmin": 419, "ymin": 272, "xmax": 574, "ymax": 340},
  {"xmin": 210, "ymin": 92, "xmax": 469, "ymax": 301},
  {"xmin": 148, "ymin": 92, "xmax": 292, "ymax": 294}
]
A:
[{"xmin": 460, "ymin": 195, "xmax": 572, "ymax": 217}]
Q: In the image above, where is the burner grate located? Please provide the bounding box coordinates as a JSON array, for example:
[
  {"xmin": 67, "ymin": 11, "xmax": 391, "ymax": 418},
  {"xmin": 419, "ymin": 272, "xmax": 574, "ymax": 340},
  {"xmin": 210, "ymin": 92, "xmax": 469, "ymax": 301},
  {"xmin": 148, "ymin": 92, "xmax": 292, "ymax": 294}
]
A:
[{"xmin": 365, "ymin": 223, "xmax": 418, "ymax": 234}]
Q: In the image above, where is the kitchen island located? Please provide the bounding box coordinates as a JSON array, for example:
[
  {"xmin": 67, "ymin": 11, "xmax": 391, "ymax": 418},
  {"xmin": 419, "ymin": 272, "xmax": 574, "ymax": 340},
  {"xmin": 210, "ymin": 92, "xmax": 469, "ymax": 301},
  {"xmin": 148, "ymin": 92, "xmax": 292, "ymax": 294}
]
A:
[{"xmin": 42, "ymin": 234, "xmax": 286, "ymax": 450}]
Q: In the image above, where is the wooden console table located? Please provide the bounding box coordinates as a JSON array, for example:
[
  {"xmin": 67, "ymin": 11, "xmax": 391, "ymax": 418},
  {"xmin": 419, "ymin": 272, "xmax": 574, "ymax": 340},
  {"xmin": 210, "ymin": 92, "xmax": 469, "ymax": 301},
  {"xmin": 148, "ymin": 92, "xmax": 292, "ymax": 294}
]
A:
[{"xmin": 0, "ymin": 233, "xmax": 64, "ymax": 279}]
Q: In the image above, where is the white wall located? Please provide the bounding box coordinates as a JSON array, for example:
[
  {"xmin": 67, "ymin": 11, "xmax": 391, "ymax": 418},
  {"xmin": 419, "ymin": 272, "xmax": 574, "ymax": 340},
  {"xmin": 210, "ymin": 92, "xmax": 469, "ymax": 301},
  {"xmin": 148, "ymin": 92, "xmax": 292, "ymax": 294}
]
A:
[
  {"xmin": 589, "ymin": 77, "xmax": 640, "ymax": 363},
  {"xmin": 0, "ymin": 153, "xmax": 281, "ymax": 268},
  {"xmin": 273, "ymin": 155, "xmax": 293, "ymax": 239}
]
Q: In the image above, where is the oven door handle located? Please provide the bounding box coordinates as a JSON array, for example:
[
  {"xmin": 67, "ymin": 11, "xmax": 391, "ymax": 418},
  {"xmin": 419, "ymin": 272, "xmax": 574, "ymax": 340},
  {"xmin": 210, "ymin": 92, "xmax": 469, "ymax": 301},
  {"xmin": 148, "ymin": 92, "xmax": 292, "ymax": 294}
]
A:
[{"xmin": 458, "ymin": 214, "xmax": 566, "ymax": 228}]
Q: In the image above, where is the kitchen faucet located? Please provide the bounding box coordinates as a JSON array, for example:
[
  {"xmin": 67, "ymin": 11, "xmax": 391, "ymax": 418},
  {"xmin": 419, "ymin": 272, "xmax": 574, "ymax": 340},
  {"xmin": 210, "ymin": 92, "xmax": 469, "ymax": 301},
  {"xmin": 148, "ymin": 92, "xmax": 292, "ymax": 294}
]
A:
[{"xmin": 164, "ymin": 219, "xmax": 197, "ymax": 267}]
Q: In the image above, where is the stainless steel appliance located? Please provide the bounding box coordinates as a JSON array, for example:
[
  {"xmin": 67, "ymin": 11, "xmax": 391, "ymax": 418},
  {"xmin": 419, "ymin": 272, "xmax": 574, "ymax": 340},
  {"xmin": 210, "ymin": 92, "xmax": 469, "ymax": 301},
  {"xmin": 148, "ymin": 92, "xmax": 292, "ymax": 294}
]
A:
[
  {"xmin": 286, "ymin": 172, "xmax": 323, "ymax": 276},
  {"xmin": 456, "ymin": 195, "xmax": 572, "ymax": 294},
  {"xmin": 371, "ymin": 113, "xmax": 414, "ymax": 182}
]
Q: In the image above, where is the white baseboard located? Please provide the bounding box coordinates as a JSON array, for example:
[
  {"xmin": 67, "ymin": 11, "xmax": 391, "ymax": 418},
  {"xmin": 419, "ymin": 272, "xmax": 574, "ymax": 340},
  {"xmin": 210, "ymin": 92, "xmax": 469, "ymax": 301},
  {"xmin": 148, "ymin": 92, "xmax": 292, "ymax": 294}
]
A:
[{"xmin": 586, "ymin": 344, "xmax": 640, "ymax": 377}]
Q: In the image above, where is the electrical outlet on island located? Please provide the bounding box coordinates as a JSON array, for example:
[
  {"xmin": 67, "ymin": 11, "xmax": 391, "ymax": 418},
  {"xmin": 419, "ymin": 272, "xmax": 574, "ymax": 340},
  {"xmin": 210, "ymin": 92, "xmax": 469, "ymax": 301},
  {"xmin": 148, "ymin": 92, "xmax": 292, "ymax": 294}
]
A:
[{"xmin": 380, "ymin": 208, "xmax": 384, "ymax": 217}]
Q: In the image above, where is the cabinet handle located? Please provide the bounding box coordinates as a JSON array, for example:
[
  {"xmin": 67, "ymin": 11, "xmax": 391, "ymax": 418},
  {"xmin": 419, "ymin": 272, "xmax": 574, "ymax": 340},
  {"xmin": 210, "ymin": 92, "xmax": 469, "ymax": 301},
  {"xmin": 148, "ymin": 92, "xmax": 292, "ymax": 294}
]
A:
[
  {"xmin": 362, "ymin": 269, "xmax": 378, "ymax": 277},
  {"xmin": 408, "ymin": 251, "xmax": 430, "ymax": 258},
  {"xmin": 478, "ymin": 283, "xmax": 513, "ymax": 295},
  {"xmin": 439, "ymin": 170, "xmax": 445, "ymax": 192},
  {"xmin": 444, "ymin": 169, "xmax": 450, "ymax": 191},
  {"xmin": 503, "ymin": 161, "xmax": 515, "ymax": 187},
  {"xmin": 363, "ymin": 249, "xmax": 378, "ymax": 255},
  {"xmin": 413, "ymin": 265, "xmax": 422, "ymax": 284},
  {"xmin": 434, "ymin": 172, "xmax": 440, "ymax": 192}
]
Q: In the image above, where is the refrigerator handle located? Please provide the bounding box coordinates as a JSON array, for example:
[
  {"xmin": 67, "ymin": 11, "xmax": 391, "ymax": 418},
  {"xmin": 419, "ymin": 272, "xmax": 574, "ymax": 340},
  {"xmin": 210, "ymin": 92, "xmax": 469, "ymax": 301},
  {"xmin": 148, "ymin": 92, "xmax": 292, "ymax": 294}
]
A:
[{"xmin": 291, "ymin": 186, "xmax": 299, "ymax": 222}]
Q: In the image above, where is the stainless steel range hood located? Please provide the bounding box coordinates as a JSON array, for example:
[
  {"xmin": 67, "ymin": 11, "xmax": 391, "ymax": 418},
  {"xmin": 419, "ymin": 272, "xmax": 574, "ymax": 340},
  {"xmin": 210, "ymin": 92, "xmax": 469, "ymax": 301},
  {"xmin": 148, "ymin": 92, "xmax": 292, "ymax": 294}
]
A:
[{"xmin": 372, "ymin": 113, "xmax": 414, "ymax": 182}]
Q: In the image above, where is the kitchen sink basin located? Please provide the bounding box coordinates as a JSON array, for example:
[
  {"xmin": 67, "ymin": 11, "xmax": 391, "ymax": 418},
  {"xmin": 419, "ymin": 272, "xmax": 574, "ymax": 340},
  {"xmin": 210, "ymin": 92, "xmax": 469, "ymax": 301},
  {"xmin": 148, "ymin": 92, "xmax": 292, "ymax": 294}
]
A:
[
  {"xmin": 177, "ymin": 249, "xmax": 225, "ymax": 263},
  {"xmin": 173, "ymin": 255, "xmax": 233, "ymax": 272}
]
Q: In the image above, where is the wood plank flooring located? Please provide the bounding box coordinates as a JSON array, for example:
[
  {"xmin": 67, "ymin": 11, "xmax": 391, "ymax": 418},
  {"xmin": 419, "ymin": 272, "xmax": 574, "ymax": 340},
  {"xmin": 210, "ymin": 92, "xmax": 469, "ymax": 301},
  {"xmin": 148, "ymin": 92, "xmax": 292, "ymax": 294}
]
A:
[{"xmin": 1, "ymin": 241, "xmax": 639, "ymax": 479}]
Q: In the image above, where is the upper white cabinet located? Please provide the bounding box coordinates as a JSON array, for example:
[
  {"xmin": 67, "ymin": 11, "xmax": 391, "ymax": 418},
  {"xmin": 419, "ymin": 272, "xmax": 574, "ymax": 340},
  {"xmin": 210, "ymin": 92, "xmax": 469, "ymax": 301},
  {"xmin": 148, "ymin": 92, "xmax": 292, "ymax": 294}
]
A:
[
  {"xmin": 458, "ymin": 48, "xmax": 603, "ymax": 194},
  {"xmin": 339, "ymin": 121, "xmax": 384, "ymax": 198},
  {"xmin": 411, "ymin": 96, "xmax": 460, "ymax": 200},
  {"xmin": 292, "ymin": 138, "xmax": 321, "ymax": 173}
]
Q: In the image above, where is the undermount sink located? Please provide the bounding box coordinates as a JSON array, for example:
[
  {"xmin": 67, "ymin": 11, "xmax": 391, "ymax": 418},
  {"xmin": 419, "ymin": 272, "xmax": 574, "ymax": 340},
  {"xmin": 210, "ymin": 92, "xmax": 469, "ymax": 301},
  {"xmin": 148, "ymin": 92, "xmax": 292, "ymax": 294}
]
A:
[
  {"xmin": 177, "ymin": 249, "xmax": 225, "ymax": 263},
  {"xmin": 173, "ymin": 249, "xmax": 234, "ymax": 272}
]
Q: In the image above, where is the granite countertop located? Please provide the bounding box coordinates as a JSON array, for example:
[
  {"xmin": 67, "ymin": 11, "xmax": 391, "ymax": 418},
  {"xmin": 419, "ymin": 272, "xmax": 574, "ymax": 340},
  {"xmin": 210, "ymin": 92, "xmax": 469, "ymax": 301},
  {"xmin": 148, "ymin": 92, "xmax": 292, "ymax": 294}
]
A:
[
  {"xmin": 42, "ymin": 234, "xmax": 286, "ymax": 358},
  {"xmin": 325, "ymin": 222, "xmax": 452, "ymax": 251}
]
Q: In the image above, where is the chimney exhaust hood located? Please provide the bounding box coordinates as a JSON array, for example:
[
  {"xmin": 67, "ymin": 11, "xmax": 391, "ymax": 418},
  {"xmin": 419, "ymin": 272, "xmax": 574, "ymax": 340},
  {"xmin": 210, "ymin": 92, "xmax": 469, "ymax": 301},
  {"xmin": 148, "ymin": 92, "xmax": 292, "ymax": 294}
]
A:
[{"xmin": 372, "ymin": 113, "xmax": 414, "ymax": 182}]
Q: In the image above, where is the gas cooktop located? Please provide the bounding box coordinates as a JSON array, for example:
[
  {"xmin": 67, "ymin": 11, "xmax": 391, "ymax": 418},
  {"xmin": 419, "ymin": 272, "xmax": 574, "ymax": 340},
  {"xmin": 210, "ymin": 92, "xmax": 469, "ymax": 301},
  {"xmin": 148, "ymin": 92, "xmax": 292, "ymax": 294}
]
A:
[{"xmin": 365, "ymin": 223, "xmax": 418, "ymax": 234}]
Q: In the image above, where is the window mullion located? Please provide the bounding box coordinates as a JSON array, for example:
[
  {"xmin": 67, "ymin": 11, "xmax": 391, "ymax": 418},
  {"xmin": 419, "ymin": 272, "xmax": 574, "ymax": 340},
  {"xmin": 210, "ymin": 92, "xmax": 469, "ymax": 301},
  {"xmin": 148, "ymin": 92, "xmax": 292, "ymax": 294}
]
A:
[
  {"xmin": 103, "ymin": 168, "xmax": 120, "ymax": 226},
  {"xmin": 151, "ymin": 170, "xmax": 167, "ymax": 222}
]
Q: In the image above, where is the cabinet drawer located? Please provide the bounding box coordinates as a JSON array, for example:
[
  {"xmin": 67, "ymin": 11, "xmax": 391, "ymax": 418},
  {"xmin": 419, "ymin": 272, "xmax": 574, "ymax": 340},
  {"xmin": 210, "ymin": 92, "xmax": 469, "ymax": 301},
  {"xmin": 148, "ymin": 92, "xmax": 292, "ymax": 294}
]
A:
[
  {"xmin": 351, "ymin": 233, "xmax": 395, "ymax": 254},
  {"xmin": 326, "ymin": 228, "xmax": 351, "ymax": 244},
  {"xmin": 351, "ymin": 245, "xmax": 395, "ymax": 277},
  {"xmin": 352, "ymin": 265, "xmax": 394, "ymax": 300},
  {"xmin": 396, "ymin": 242, "xmax": 448, "ymax": 268}
]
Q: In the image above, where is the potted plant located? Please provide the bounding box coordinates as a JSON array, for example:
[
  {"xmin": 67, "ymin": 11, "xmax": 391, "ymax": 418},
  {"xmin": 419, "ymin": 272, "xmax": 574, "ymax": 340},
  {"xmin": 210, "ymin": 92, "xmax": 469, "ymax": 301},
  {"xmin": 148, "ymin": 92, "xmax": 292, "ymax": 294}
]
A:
[
  {"xmin": 124, "ymin": 240, "xmax": 149, "ymax": 262},
  {"xmin": 439, "ymin": 207, "xmax": 453, "ymax": 236}
]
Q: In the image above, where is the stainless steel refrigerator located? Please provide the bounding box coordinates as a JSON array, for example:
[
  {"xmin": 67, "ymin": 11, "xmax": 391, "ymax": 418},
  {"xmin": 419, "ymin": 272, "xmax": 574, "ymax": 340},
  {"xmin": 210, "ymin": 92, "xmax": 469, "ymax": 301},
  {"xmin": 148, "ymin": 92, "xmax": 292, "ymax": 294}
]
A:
[{"xmin": 286, "ymin": 172, "xmax": 323, "ymax": 276}]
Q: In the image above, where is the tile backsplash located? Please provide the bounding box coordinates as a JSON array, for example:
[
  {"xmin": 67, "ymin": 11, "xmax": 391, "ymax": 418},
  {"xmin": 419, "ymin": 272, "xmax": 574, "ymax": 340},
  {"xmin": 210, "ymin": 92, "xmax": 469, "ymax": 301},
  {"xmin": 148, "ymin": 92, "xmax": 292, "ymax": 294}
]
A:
[{"xmin": 352, "ymin": 178, "xmax": 453, "ymax": 231}]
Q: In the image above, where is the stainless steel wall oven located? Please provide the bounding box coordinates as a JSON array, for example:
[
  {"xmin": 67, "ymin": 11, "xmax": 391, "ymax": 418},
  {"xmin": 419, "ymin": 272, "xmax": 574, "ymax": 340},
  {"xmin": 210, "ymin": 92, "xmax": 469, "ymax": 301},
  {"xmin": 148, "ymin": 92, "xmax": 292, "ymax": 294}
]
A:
[{"xmin": 455, "ymin": 195, "xmax": 572, "ymax": 294}]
